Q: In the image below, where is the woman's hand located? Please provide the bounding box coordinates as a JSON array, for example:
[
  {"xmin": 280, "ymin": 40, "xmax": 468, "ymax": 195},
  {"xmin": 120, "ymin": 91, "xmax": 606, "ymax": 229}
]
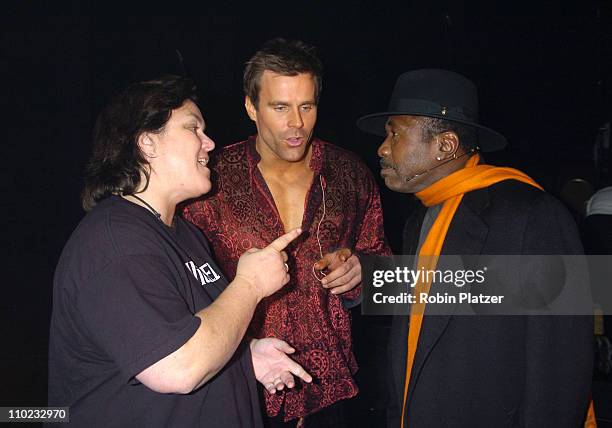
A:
[
  {"xmin": 250, "ymin": 337, "xmax": 312, "ymax": 393},
  {"xmin": 235, "ymin": 228, "xmax": 302, "ymax": 300}
]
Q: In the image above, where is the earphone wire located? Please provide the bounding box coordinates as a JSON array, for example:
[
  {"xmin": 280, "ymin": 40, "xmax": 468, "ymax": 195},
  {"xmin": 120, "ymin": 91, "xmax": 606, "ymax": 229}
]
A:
[
  {"xmin": 312, "ymin": 174, "xmax": 327, "ymax": 282},
  {"xmin": 404, "ymin": 146, "xmax": 480, "ymax": 182}
]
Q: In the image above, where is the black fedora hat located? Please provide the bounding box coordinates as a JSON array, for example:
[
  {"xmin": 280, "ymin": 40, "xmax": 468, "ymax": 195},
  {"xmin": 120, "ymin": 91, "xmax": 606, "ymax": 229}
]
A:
[{"xmin": 357, "ymin": 69, "xmax": 507, "ymax": 152}]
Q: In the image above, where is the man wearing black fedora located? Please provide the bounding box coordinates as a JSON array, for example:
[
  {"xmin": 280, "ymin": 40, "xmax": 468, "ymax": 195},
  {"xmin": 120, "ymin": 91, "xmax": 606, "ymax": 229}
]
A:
[{"xmin": 358, "ymin": 69, "xmax": 594, "ymax": 427}]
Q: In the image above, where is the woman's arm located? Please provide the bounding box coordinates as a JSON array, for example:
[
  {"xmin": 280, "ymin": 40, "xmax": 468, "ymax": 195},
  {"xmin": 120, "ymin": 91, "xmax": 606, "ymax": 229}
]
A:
[{"xmin": 136, "ymin": 228, "xmax": 301, "ymax": 393}]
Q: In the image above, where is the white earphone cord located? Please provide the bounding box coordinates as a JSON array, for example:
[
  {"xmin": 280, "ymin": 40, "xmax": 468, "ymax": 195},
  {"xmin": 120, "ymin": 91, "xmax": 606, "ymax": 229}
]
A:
[{"xmin": 312, "ymin": 175, "xmax": 327, "ymax": 282}]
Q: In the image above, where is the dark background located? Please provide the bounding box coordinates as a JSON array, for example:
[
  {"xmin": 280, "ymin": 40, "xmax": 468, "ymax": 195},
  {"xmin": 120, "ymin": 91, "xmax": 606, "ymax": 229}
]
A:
[{"xmin": 3, "ymin": 1, "xmax": 612, "ymax": 425}]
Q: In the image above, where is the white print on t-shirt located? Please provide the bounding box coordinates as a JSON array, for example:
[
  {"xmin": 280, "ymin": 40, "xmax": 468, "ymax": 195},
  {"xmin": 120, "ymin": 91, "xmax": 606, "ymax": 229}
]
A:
[{"xmin": 185, "ymin": 261, "xmax": 221, "ymax": 286}]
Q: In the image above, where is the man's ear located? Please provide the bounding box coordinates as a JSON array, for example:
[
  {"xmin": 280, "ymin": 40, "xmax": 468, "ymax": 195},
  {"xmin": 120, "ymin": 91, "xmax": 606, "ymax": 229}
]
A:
[
  {"xmin": 245, "ymin": 96, "xmax": 258, "ymax": 122},
  {"xmin": 438, "ymin": 131, "xmax": 460, "ymax": 159},
  {"xmin": 137, "ymin": 133, "xmax": 156, "ymax": 158}
]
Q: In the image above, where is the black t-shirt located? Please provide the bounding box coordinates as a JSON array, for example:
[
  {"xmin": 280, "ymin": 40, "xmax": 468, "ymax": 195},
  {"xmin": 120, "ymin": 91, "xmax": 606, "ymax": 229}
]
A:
[{"xmin": 48, "ymin": 196, "xmax": 262, "ymax": 427}]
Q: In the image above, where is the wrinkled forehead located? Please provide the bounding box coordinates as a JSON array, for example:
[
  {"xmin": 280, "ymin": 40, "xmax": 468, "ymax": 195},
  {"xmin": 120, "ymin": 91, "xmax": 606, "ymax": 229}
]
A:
[{"xmin": 385, "ymin": 115, "xmax": 422, "ymax": 129}]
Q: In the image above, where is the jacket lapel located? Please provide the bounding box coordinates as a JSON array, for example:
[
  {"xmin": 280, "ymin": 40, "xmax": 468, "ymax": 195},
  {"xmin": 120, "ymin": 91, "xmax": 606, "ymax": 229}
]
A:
[
  {"xmin": 402, "ymin": 200, "xmax": 426, "ymax": 254},
  {"xmin": 406, "ymin": 187, "xmax": 491, "ymax": 409},
  {"xmin": 443, "ymin": 188, "xmax": 490, "ymax": 255}
]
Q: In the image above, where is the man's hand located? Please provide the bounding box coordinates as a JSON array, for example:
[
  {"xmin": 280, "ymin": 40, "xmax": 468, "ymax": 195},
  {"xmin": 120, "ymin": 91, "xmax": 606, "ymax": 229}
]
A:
[
  {"xmin": 314, "ymin": 248, "xmax": 361, "ymax": 294},
  {"xmin": 250, "ymin": 338, "xmax": 312, "ymax": 394}
]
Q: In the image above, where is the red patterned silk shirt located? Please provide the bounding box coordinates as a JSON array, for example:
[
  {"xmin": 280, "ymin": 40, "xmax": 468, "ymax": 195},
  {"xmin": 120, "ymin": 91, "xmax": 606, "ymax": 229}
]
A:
[{"xmin": 183, "ymin": 137, "xmax": 390, "ymax": 420}]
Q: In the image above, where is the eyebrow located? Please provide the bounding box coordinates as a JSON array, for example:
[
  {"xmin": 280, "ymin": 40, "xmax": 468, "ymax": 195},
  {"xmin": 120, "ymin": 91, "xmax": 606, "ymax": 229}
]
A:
[
  {"xmin": 185, "ymin": 112, "xmax": 202, "ymax": 121},
  {"xmin": 267, "ymin": 100, "xmax": 316, "ymax": 106},
  {"xmin": 185, "ymin": 112, "xmax": 205, "ymax": 126},
  {"xmin": 387, "ymin": 117, "xmax": 408, "ymax": 129}
]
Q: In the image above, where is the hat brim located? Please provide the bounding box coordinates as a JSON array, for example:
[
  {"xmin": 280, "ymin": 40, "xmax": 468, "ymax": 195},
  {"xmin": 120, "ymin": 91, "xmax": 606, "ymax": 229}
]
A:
[{"xmin": 357, "ymin": 111, "xmax": 507, "ymax": 152}]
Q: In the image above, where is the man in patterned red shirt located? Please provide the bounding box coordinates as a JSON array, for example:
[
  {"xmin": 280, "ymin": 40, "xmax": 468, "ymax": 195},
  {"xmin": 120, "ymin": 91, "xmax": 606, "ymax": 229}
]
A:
[{"xmin": 184, "ymin": 38, "xmax": 389, "ymax": 427}]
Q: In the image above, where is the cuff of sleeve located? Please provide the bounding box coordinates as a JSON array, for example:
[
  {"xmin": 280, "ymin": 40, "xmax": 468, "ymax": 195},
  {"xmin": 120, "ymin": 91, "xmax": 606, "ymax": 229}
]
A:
[{"xmin": 341, "ymin": 284, "xmax": 362, "ymax": 309}]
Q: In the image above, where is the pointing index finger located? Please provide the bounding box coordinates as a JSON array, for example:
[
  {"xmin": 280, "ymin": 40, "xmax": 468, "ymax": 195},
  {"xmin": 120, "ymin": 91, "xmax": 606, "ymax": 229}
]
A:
[{"xmin": 268, "ymin": 228, "xmax": 302, "ymax": 252}]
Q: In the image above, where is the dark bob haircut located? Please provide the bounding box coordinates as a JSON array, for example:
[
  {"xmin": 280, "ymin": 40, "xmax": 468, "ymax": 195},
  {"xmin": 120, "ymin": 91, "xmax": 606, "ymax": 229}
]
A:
[
  {"xmin": 243, "ymin": 38, "xmax": 323, "ymax": 108},
  {"xmin": 81, "ymin": 75, "xmax": 197, "ymax": 211}
]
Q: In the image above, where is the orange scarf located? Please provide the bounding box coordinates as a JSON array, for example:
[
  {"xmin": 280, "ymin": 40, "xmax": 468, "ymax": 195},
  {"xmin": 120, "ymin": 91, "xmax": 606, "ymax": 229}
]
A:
[{"xmin": 399, "ymin": 154, "xmax": 595, "ymax": 427}]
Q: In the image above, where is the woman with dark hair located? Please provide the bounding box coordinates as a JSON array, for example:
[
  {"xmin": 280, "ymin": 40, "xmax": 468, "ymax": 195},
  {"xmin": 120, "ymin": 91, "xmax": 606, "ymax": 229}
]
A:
[{"xmin": 48, "ymin": 75, "xmax": 311, "ymax": 427}]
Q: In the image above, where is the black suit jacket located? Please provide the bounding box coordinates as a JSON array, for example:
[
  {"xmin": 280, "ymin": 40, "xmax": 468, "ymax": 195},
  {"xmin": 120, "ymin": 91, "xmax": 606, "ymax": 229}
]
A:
[{"xmin": 388, "ymin": 181, "xmax": 593, "ymax": 428}]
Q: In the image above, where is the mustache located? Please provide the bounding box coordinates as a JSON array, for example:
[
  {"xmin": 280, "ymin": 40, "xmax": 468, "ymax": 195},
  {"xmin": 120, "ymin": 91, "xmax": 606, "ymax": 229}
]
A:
[{"xmin": 379, "ymin": 158, "xmax": 395, "ymax": 170}]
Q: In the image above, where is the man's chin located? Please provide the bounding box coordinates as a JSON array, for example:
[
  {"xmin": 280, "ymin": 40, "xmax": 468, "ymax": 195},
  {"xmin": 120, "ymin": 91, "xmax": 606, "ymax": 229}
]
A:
[
  {"xmin": 280, "ymin": 146, "xmax": 309, "ymax": 162},
  {"xmin": 383, "ymin": 176, "xmax": 413, "ymax": 194},
  {"xmin": 383, "ymin": 176, "xmax": 399, "ymax": 190}
]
